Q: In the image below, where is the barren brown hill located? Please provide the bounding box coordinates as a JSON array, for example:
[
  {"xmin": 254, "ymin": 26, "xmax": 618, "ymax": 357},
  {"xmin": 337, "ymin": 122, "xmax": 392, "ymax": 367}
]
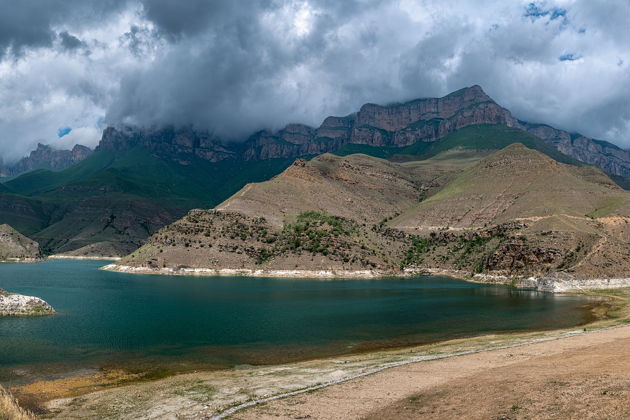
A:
[
  {"xmin": 217, "ymin": 152, "xmax": 479, "ymax": 226},
  {"xmin": 0, "ymin": 224, "xmax": 41, "ymax": 261},
  {"xmin": 112, "ymin": 145, "xmax": 630, "ymax": 286},
  {"xmin": 115, "ymin": 152, "xmax": 482, "ymax": 275},
  {"xmin": 391, "ymin": 143, "xmax": 629, "ymax": 231}
]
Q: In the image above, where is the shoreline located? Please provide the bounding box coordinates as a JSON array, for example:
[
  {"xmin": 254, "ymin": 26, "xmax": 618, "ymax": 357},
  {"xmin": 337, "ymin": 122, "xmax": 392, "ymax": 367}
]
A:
[
  {"xmin": 0, "ymin": 258, "xmax": 42, "ymax": 263},
  {"xmin": 10, "ymin": 287, "xmax": 629, "ymax": 418},
  {"xmin": 103, "ymin": 263, "xmax": 630, "ymax": 293},
  {"xmin": 101, "ymin": 263, "xmax": 390, "ymax": 278},
  {"xmin": 48, "ymin": 255, "xmax": 121, "ymax": 261},
  {"xmin": 234, "ymin": 322, "xmax": 630, "ymax": 420},
  {"xmin": 218, "ymin": 323, "xmax": 630, "ymax": 420}
]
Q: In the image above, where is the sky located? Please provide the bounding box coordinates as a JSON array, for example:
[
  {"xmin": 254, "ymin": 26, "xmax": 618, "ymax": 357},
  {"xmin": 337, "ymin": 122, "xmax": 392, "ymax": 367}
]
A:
[{"xmin": 0, "ymin": 0, "xmax": 629, "ymax": 161}]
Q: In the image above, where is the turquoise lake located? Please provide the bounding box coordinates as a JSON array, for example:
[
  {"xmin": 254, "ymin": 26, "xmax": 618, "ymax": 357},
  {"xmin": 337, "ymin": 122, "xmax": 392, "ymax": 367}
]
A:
[{"xmin": 0, "ymin": 260, "xmax": 595, "ymax": 384}]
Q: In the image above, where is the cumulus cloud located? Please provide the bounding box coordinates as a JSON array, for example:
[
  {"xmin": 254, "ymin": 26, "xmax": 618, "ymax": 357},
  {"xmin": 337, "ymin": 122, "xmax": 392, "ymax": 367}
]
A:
[{"xmin": 1, "ymin": 0, "xmax": 630, "ymax": 161}]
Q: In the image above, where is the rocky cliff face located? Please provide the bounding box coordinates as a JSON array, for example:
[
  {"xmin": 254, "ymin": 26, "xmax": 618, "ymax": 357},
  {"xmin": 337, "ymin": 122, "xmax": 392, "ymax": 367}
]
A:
[
  {"xmin": 351, "ymin": 85, "xmax": 517, "ymax": 145},
  {"xmin": 97, "ymin": 126, "xmax": 235, "ymax": 162},
  {"xmin": 0, "ymin": 144, "xmax": 92, "ymax": 178},
  {"xmin": 521, "ymin": 122, "xmax": 630, "ymax": 178},
  {"xmin": 240, "ymin": 85, "xmax": 519, "ymax": 156},
  {"xmin": 96, "ymin": 85, "xmax": 630, "ymax": 181}
]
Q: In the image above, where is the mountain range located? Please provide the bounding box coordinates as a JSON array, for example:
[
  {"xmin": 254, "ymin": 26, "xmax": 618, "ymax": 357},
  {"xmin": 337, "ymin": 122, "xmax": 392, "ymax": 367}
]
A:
[
  {"xmin": 0, "ymin": 143, "xmax": 92, "ymax": 178},
  {"xmin": 1, "ymin": 85, "xmax": 629, "ymax": 259},
  {"xmin": 94, "ymin": 85, "xmax": 630, "ymax": 178}
]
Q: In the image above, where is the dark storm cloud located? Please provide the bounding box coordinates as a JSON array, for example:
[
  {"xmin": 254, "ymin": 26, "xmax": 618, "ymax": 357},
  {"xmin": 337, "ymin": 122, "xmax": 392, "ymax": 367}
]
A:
[
  {"xmin": 1, "ymin": 0, "xmax": 630, "ymax": 161},
  {"xmin": 0, "ymin": 0, "xmax": 129, "ymax": 57},
  {"xmin": 104, "ymin": 0, "xmax": 630, "ymax": 146},
  {"xmin": 58, "ymin": 31, "xmax": 85, "ymax": 51},
  {"xmin": 141, "ymin": 0, "xmax": 269, "ymax": 38},
  {"xmin": 107, "ymin": 0, "xmax": 428, "ymax": 139}
]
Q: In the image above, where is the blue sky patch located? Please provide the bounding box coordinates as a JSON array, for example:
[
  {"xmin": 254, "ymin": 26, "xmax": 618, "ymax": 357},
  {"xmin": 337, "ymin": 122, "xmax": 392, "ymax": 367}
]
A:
[
  {"xmin": 57, "ymin": 127, "xmax": 72, "ymax": 138},
  {"xmin": 524, "ymin": 2, "xmax": 568, "ymax": 24},
  {"xmin": 559, "ymin": 53, "xmax": 581, "ymax": 62}
]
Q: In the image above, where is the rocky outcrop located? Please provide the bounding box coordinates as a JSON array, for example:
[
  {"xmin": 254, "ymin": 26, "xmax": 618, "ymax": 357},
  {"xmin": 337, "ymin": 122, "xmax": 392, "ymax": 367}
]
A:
[
  {"xmin": 485, "ymin": 240, "xmax": 565, "ymax": 273},
  {"xmin": 0, "ymin": 289, "xmax": 54, "ymax": 316},
  {"xmin": 242, "ymin": 85, "xmax": 519, "ymax": 156},
  {"xmin": 521, "ymin": 122, "xmax": 630, "ymax": 178},
  {"xmin": 97, "ymin": 126, "xmax": 235, "ymax": 163},
  {"xmin": 351, "ymin": 86, "xmax": 517, "ymax": 145},
  {"xmin": 0, "ymin": 224, "xmax": 41, "ymax": 261},
  {"xmin": 0, "ymin": 143, "xmax": 92, "ymax": 178},
  {"xmin": 99, "ymin": 86, "xmax": 520, "ymax": 163},
  {"xmin": 316, "ymin": 115, "xmax": 355, "ymax": 141},
  {"xmin": 241, "ymin": 128, "xmax": 345, "ymax": 160}
]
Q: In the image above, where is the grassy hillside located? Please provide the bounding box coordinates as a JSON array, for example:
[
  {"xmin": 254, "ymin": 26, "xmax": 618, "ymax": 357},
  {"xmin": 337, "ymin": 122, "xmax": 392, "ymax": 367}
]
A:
[
  {"xmin": 3, "ymin": 150, "xmax": 117, "ymax": 196},
  {"xmin": 6, "ymin": 147, "xmax": 294, "ymax": 206},
  {"xmin": 0, "ymin": 147, "xmax": 295, "ymax": 255},
  {"xmin": 119, "ymin": 152, "xmax": 486, "ymax": 273},
  {"xmin": 0, "ymin": 194, "xmax": 53, "ymax": 235}
]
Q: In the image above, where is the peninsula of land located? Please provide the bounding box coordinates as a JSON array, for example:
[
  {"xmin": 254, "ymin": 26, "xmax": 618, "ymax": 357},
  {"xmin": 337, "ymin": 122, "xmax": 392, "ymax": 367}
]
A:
[{"xmin": 0, "ymin": 289, "xmax": 54, "ymax": 317}]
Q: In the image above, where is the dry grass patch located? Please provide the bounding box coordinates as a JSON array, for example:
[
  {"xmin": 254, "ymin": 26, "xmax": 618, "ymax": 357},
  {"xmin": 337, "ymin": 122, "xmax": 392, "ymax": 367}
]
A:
[{"xmin": 0, "ymin": 386, "xmax": 34, "ymax": 420}]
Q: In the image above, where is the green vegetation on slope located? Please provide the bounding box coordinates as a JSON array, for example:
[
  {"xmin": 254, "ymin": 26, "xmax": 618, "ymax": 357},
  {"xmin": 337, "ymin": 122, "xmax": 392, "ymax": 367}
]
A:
[
  {"xmin": 334, "ymin": 124, "xmax": 584, "ymax": 166},
  {"xmin": 0, "ymin": 147, "xmax": 296, "ymax": 255},
  {"xmin": 3, "ymin": 149, "xmax": 117, "ymax": 196},
  {"xmin": 252, "ymin": 211, "xmax": 359, "ymax": 264},
  {"xmin": 0, "ymin": 194, "xmax": 53, "ymax": 235},
  {"xmin": 6, "ymin": 147, "xmax": 295, "ymax": 208}
]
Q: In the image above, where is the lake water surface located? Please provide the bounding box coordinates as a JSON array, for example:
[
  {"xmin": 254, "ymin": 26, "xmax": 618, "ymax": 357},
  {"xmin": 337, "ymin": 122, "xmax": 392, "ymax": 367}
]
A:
[{"xmin": 0, "ymin": 260, "xmax": 595, "ymax": 384}]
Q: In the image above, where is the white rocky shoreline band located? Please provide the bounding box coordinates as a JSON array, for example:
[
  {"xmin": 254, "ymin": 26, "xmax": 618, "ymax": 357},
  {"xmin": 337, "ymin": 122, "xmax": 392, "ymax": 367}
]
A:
[
  {"xmin": 103, "ymin": 264, "xmax": 630, "ymax": 293},
  {"xmin": 48, "ymin": 255, "xmax": 121, "ymax": 261},
  {"xmin": 102, "ymin": 264, "xmax": 383, "ymax": 279},
  {"xmin": 0, "ymin": 257, "xmax": 42, "ymax": 263}
]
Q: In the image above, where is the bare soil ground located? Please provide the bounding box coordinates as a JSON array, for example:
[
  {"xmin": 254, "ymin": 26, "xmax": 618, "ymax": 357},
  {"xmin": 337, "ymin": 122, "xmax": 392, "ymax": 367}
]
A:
[{"xmin": 235, "ymin": 324, "xmax": 630, "ymax": 420}]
